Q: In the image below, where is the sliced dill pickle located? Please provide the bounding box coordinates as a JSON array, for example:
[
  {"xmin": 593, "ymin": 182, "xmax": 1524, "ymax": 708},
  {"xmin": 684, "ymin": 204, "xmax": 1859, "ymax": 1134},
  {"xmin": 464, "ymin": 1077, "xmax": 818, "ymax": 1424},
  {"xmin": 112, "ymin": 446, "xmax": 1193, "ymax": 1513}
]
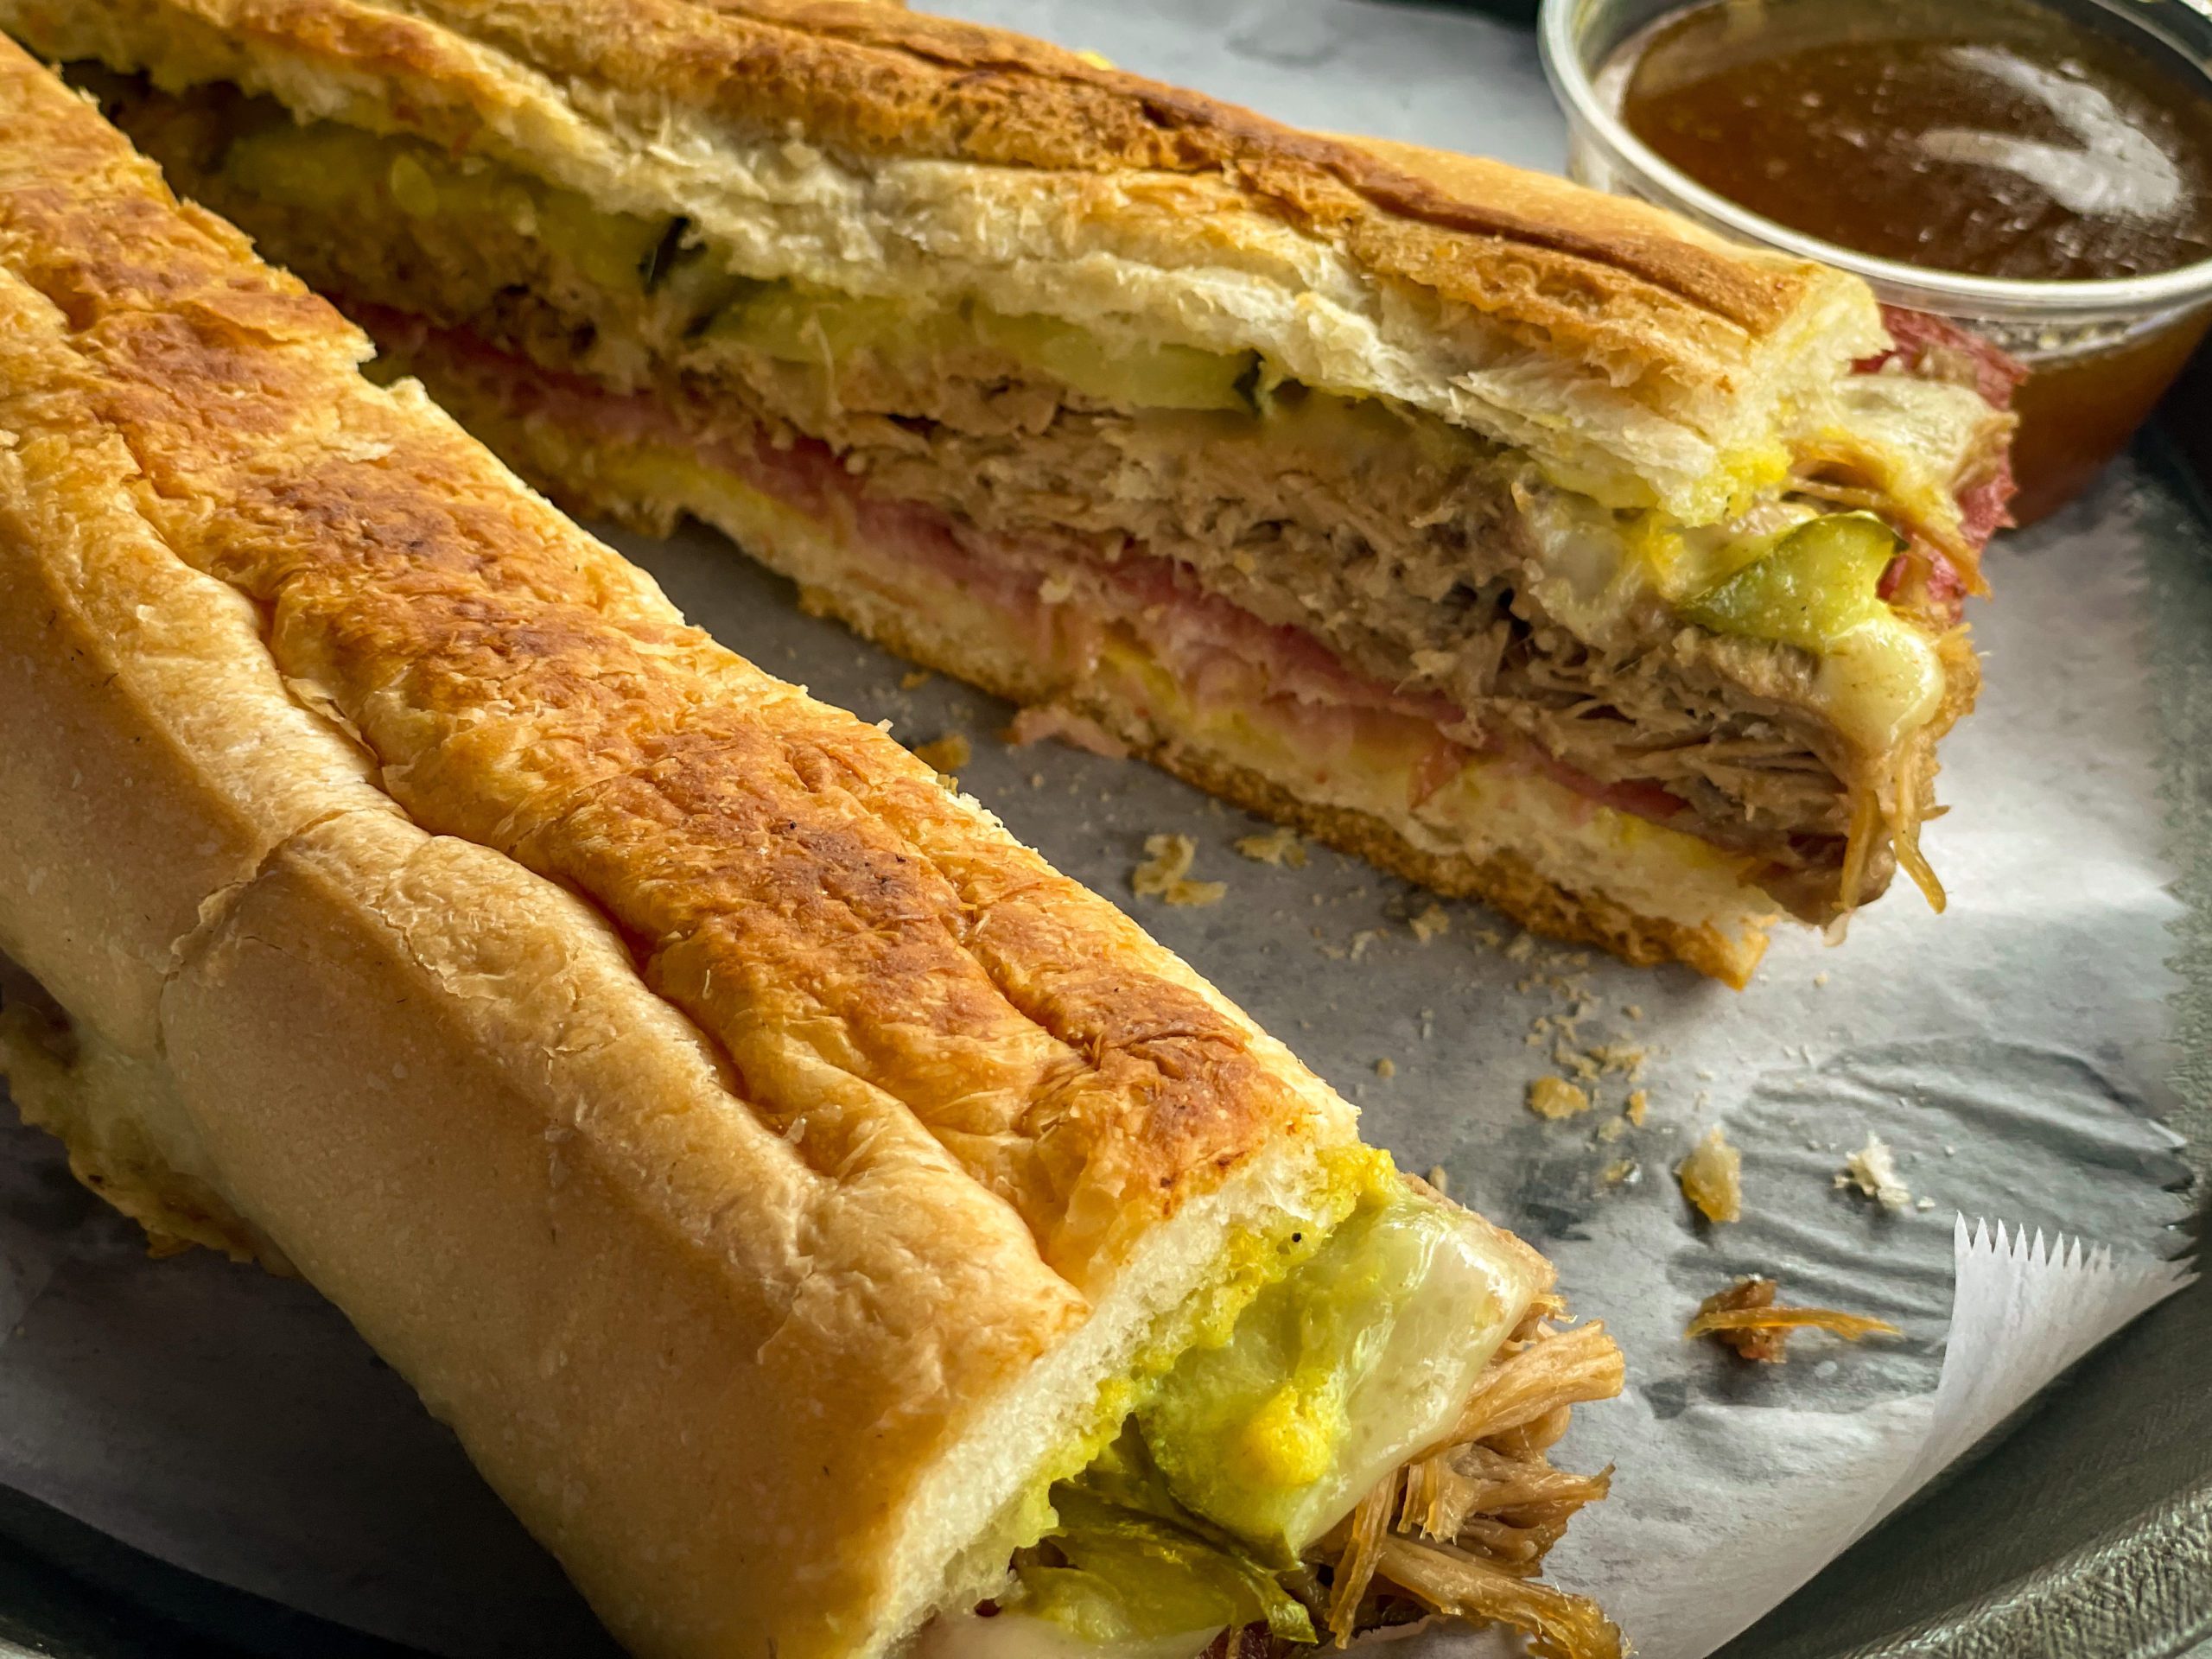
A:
[
  {"xmin": 1014, "ymin": 1486, "xmax": 1314, "ymax": 1644},
  {"xmin": 1680, "ymin": 511, "xmax": 1948, "ymax": 750},
  {"xmin": 1676, "ymin": 511, "xmax": 1904, "ymax": 654},
  {"xmin": 970, "ymin": 309, "xmax": 1257, "ymax": 411}
]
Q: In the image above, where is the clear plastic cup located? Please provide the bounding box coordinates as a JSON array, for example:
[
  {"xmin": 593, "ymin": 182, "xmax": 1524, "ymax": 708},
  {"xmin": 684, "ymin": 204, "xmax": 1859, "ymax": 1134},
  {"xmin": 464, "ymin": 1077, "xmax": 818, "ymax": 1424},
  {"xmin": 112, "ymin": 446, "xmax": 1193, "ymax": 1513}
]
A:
[{"xmin": 1538, "ymin": 0, "xmax": 2212, "ymax": 524}]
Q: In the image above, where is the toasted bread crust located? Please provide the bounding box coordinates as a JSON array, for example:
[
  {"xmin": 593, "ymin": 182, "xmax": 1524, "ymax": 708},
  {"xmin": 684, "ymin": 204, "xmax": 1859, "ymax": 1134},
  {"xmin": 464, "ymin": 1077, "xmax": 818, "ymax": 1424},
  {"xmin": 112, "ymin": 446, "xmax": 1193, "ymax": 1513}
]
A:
[
  {"xmin": 3, "ymin": 0, "xmax": 1871, "ymax": 421},
  {"xmin": 0, "ymin": 43, "xmax": 1380, "ymax": 1656},
  {"xmin": 0, "ymin": 42, "xmax": 1342, "ymax": 1282}
]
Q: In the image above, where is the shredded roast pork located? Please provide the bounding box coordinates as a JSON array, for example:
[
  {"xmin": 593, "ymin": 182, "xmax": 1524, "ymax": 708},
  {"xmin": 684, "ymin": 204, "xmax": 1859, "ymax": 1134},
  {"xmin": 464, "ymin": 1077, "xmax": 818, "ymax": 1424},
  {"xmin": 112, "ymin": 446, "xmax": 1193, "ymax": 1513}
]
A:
[{"xmin": 1306, "ymin": 1313, "xmax": 1627, "ymax": 1656}]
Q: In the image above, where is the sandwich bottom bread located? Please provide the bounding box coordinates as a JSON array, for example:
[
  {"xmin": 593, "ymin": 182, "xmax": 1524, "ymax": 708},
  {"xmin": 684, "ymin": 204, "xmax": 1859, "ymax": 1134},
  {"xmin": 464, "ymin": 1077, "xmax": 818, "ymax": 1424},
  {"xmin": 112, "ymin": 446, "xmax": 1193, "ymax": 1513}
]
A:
[{"xmin": 0, "ymin": 45, "xmax": 1623, "ymax": 1659}]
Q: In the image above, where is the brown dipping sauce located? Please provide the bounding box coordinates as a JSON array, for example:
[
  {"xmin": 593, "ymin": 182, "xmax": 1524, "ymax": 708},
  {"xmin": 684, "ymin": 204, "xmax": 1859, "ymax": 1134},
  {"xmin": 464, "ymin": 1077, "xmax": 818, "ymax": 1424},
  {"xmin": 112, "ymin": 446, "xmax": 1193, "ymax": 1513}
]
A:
[{"xmin": 1617, "ymin": 0, "xmax": 2212, "ymax": 522}]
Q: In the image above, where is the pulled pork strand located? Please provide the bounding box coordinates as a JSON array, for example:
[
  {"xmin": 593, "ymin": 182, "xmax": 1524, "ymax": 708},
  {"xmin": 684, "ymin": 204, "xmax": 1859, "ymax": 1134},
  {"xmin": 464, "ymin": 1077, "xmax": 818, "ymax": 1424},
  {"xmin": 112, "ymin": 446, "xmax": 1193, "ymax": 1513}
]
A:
[
  {"xmin": 1436, "ymin": 1319, "xmax": 1626, "ymax": 1448},
  {"xmin": 1324, "ymin": 1471, "xmax": 1402, "ymax": 1644},
  {"xmin": 1306, "ymin": 1319, "xmax": 1624, "ymax": 1656},
  {"xmin": 1689, "ymin": 1276, "xmax": 1900, "ymax": 1363},
  {"xmin": 1373, "ymin": 1536, "xmax": 1623, "ymax": 1659}
]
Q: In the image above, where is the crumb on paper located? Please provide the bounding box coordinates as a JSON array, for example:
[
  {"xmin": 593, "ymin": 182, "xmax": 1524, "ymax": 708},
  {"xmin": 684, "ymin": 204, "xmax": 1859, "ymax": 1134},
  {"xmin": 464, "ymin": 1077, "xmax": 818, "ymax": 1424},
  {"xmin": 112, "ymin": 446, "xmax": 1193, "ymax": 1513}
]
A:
[
  {"xmin": 1408, "ymin": 903, "xmax": 1451, "ymax": 944},
  {"xmin": 1836, "ymin": 1132, "xmax": 1912, "ymax": 1211},
  {"xmin": 1596, "ymin": 1116, "xmax": 1627, "ymax": 1144},
  {"xmin": 1130, "ymin": 834, "xmax": 1225, "ymax": 908},
  {"xmin": 1419, "ymin": 1008, "xmax": 1434, "ymax": 1041},
  {"xmin": 1676, "ymin": 1125, "xmax": 1742, "ymax": 1224},
  {"xmin": 1003, "ymin": 705, "xmax": 1130, "ymax": 759},
  {"xmin": 899, "ymin": 669, "xmax": 932, "ymax": 691},
  {"xmin": 1688, "ymin": 1275, "xmax": 1901, "ymax": 1363},
  {"xmin": 1527, "ymin": 1076, "xmax": 1592, "ymax": 1121},
  {"xmin": 1813, "ymin": 971, "xmax": 1830, "ymax": 988},
  {"xmin": 1233, "ymin": 825, "xmax": 1308, "ymax": 868},
  {"xmin": 1623, "ymin": 1003, "xmax": 1644, "ymax": 1022},
  {"xmin": 1625, "ymin": 1089, "xmax": 1649, "ymax": 1127},
  {"xmin": 1600, "ymin": 1158, "xmax": 1639, "ymax": 1186},
  {"xmin": 1426, "ymin": 1165, "xmax": 1449, "ymax": 1198},
  {"xmin": 1029, "ymin": 772, "xmax": 1046, "ymax": 789},
  {"xmin": 1375, "ymin": 1058, "xmax": 1396, "ymax": 1080},
  {"xmin": 1916, "ymin": 1196, "xmax": 1936, "ymax": 1211},
  {"xmin": 911, "ymin": 732, "xmax": 971, "ymax": 776},
  {"xmin": 1349, "ymin": 928, "xmax": 1384, "ymax": 961},
  {"xmin": 1504, "ymin": 932, "xmax": 1536, "ymax": 963}
]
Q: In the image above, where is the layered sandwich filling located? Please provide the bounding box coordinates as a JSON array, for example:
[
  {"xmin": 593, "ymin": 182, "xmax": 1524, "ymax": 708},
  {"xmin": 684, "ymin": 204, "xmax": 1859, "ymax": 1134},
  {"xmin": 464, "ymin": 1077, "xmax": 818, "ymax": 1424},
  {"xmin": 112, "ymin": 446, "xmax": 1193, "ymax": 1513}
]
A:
[
  {"xmin": 92, "ymin": 77, "xmax": 2012, "ymax": 940},
  {"xmin": 936, "ymin": 1166, "xmax": 1623, "ymax": 1657}
]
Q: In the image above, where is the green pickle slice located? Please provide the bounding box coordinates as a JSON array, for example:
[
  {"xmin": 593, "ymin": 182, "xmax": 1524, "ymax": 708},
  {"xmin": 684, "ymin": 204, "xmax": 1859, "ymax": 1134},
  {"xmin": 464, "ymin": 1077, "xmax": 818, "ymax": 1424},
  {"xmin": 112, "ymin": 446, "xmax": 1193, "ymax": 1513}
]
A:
[
  {"xmin": 1677, "ymin": 511, "xmax": 1904, "ymax": 654},
  {"xmin": 1007, "ymin": 1181, "xmax": 1527, "ymax": 1644}
]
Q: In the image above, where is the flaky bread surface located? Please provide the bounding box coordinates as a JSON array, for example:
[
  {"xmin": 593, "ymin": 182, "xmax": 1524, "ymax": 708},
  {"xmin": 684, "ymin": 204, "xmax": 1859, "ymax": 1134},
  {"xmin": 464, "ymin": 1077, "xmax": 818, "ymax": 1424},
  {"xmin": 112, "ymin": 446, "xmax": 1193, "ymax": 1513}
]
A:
[
  {"xmin": 0, "ymin": 45, "xmax": 1372, "ymax": 1656},
  {"xmin": 3, "ymin": 0, "xmax": 1885, "ymax": 517}
]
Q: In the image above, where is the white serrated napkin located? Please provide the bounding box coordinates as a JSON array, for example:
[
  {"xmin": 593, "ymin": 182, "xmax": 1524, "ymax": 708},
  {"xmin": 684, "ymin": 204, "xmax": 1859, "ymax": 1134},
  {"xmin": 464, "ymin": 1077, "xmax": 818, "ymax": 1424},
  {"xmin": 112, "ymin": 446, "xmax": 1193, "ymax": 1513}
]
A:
[{"xmin": 1517, "ymin": 1219, "xmax": 2196, "ymax": 1659}]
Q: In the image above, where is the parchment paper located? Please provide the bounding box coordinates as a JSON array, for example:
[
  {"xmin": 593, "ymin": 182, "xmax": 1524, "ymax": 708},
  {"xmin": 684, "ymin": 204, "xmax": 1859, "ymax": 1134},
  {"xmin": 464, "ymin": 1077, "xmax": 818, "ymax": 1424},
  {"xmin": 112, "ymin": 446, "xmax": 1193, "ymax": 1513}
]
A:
[{"xmin": 0, "ymin": 2, "xmax": 2199, "ymax": 1652}]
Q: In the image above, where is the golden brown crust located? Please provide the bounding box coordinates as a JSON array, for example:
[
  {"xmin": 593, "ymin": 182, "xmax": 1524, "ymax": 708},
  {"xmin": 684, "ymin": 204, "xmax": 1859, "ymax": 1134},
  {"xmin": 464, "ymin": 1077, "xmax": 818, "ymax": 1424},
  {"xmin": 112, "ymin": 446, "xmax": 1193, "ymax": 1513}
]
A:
[
  {"xmin": 3, "ymin": 0, "xmax": 1854, "ymax": 408},
  {"xmin": 0, "ymin": 42, "xmax": 1339, "ymax": 1287},
  {"xmin": 0, "ymin": 43, "xmax": 1378, "ymax": 1656}
]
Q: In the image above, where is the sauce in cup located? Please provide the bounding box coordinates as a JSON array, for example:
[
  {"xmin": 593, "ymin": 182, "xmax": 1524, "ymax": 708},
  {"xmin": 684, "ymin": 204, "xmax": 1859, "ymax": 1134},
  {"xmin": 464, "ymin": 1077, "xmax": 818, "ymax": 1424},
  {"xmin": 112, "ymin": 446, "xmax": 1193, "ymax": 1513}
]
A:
[{"xmin": 1568, "ymin": 0, "xmax": 2212, "ymax": 523}]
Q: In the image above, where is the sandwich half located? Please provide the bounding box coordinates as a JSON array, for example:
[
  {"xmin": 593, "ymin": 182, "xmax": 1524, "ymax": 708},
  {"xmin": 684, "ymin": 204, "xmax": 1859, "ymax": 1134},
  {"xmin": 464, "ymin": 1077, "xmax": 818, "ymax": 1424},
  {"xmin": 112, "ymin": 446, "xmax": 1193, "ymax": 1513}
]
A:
[
  {"xmin": 0, "ymin": 45, "xmax": 1623, "ymax": 1659},
  {"xmin": 6, "ymin": 0, "xmax": 2017, "ymax": 987}
]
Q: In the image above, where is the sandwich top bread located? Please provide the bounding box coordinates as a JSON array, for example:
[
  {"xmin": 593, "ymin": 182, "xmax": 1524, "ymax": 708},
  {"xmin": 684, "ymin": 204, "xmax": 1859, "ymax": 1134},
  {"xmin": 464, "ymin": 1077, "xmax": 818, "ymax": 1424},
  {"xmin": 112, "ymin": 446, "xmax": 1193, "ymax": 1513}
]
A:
[
  {"xmin": 10, "ymin": 0, "xmax": 2018, "ymax": 987},
  {"xmin": 0, "ymin": 42, "xmax": 1622, "ymax": 1659}
]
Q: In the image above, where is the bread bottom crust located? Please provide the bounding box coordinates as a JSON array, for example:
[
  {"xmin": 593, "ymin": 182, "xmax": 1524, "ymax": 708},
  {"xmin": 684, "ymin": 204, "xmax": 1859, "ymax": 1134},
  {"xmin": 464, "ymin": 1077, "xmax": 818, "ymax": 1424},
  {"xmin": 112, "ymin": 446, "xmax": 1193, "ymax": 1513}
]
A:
[
  {"xmin": 370, "ymin": 333, "xmax": 1771, "ymax": 986},
  {"xmin": 811, "ymin": 583, "xmax": 1767, "ymax": 987}
]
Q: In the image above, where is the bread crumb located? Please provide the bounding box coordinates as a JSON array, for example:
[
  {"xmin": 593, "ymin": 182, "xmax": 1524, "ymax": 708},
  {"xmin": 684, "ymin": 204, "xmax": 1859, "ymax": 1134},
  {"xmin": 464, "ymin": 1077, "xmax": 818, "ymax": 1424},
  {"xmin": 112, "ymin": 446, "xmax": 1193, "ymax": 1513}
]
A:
[
  {"xmin": 1349, "ymin": 928, "xmax": 1383, "ymax": 961},
  {"xmin": 1623, "ymin": 1004, "xmax": 1644, "ymax": 1022},
  {"xmin": 1596, "ymin": 1116, "xmax": 1627, "ymax": 1143},
  {"xmin": 1835, "ymin": 1132, "xmax": 1912, "ymax": 1211},
  {"xmin": 1689, "ymin": 1275, "xmax": 1898, "ymax": 1363},
  {"xmin": 1813, "ymin": 971, "xmax": 1830, "ymax": 988},
  {"xmin": 1029, "ymin": 772, "xmax": 1046, "ymax": 789},
  {"xmin": 1233, "ymin": 825, "xmax": 1307, "ymax": 868},
  {"xmin": 1915, "ymin": 1196, "xmax": 1936, "ymax": 1211},
  {"xmin": 1676, "ymin": 1126, "xmax": 1742, "ymax": 1224},
  {"xmin": 1408, "ymin": 903, "xmax": 1451, "ymax": 944},
  {"xmin": 1425, "ymin": 1165, "xmax": 1449, "ymax": 1198},
  {"xmin": 1130, "ymin": 834, "xmax": 1225, "ymax": 908},
  {"xmin": 899, "ymin": 669, "xmax": 933, "ymax": 691},
  {"xmin": 1599, "ymin": 1158, "xmax": 1639, "ymax": 1185},
  {"xmin": 1375, "ymin": 1058, "xmax": 1395, "ymax": 1079},
  {"xmin": 912, "ymin": 732, "xmax": 971, "ymax": 775},
  {"xmin": 1418, "ymin": 1008, "xmax": 1434, "ymax": 1041},
  {"xmin": 1624, "ymin": 1089, "xmax": 1649, "ymax": 1126},
  {"xmin": 1504, "ymin": 932, "xmax": 1536, "ymax": 963},
  {"xmin": 1527, "ymin": 1076, "xmax": 1592, "ymax": 1120}
]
